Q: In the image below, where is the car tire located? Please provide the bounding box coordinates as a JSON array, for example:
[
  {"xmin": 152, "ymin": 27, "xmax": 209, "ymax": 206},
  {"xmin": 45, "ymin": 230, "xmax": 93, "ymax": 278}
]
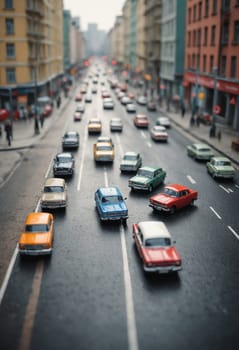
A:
[
  {"xmin": 190, "ymin": 200, "xmax": 195, "ymax": 206},
  {"xmin": 170, "ymin": 206, "xmax": 176, "ymax": 214},
  {"xmin": 148, "ymin": 185, "xmax": 153, "ymax": 192}
]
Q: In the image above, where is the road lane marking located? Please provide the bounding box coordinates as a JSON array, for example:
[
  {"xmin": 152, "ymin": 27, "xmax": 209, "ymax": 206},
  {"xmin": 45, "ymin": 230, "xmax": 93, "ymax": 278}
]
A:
[
  {"xmin": 228, "ymin": 226, "xmax": 239, "ymax": 240},
  {"xmin": 19, "ymin": 260, "xmax": 44, "ymax": 350},
  {"xmin": 147, "ymin": 141, "xmax": 152, "ymax": 148},
  {"xmin": 140, "ymin": 131, "xmax": 146, "ymax": 138},
  {"xmin": 77, "ymin": 123, "xmax": 88, "ymax": 191},
  {"xmin": 228, "ymin": 188, "xmax": 233, "ymax": 193},
  {"xmin": 219, "ymin": 185, "xmax": 230, "ymax": 194},
  {"xmin": 186, "ymin": 175, "xmax": 196, "ymax": 184},
  {"xmin": 104, "ymin": 167, "xmax": 108, "ymax": 187},
  {"xmin": 116, "ymin": 133, "xmax": 124, "ymax": 158},
  {"xmin": 235, "ymin": 184, "xmax": 239, "ymax": 189},
  {"xmin": 0, "ymin": 246, "xmax": 18, "ymax": 305},
  {"xmin": 120, "ymin": 225, "xmax": 139, "ymax": 350},
  {"xmin": 209, "ymin": 206, "xmax": 222, "ymax": 220}
]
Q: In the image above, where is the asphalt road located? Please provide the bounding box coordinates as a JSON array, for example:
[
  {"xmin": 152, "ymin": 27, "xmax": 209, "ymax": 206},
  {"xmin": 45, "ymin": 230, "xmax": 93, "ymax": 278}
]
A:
[{"xmin": 0, "ymin": 69, "xmax": 239, "ymax": 350}]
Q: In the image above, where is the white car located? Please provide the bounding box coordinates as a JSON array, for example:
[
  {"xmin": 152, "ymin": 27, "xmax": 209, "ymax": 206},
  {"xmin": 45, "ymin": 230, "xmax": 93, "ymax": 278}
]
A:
[
  {"xmin": 120, "ymin": 152, "xmax": 142, "ymax": 172},
  {"xmin": 41, "ymin": 178, "xmax": 67, "ymax": 210},
  {"xmin": 137, "ymin": 95, "xmax": 147, "ymax": 105},
  {"xmin": 110, "ymin": 118, "xmax": 123, "ymax": 132},
  {"xmin": 150, "ymin": 125, "xmax": 168, "ymax": 142},
  {"xmin": 103, "ymin": 98, "xmax": 114, "ymax": 110},
  {"xmin": 156, "ymin": 116, "xmax": 171, "ymax": 128},
  {"xmin": 126, "ymin": 103, "xmax": 137, "ymax": 113}
]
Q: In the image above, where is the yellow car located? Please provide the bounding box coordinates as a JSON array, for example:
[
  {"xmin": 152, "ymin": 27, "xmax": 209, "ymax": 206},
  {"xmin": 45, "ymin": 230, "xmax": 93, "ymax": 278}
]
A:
[
  {"xmin": 18, "ymin": 212, "xmax": 54, "ymax": 255},
  {"xmin": 88, "ymin": 118, "xmax": 102, "ymax": 134},
  {"xmin": 94, "ymin": 141, "xmax": 115, "ymax": 162}
]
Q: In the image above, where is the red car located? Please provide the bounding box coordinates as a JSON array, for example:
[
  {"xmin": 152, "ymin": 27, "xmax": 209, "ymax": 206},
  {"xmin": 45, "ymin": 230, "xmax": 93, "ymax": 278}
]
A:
[
  {"xmin": 133, "ymin": 114, "xmax": 149, "ymax": 128},
  {"xmin": 149, "ymin": 184, "xmax": 198, "ymax": 214},
  {"xmin": 75, "ymin": 93, "xmax": 82, "ymax": 102},
  {"xmin": 74, "ymin": 111, "xmax": 82, "ymax": 121},
  {"xmin": 132, "ymin": 221, "xmax": 182, "ymax": 273}
]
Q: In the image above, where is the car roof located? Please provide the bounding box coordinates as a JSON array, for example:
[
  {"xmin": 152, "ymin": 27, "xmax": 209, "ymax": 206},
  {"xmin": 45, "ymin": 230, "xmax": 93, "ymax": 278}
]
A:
[
  {"xmin": 165, "ymin": 184, "xmax": 189, "ymax": 192},
  {"xmin": 25, "ymin": 212, "xmax": 52, "ymax": 225},
  {"xmin": 193, "ymin": 143, "xmax": 212, "ymax": 149},
  {"xmin": 44, "ymin": 178, "xmax": 65, "ymax": 187},
  {"xmin": 56, "ymin": 152, "xmax": 72, "ymax": 158},
  {"xmin": 98, "ymin": 186, "xmax": 121, "ymax": 196},
  {"xmin": 211, "ymin": 156, "xmax": 230, "ymax": 162},
  {"xmin": 136, "ymin": 114, "xmax": 147, "ymax": 118},
  {"xmin": 138, "ymin": 221, "xmax": 171, "ymax": 239},
  {"xmin": 97, "ymin": 136, "xmax": 112, "ymax": 142},
  {"xmin": 124, "ymin": 151, "xmax": 138, "ymax": 156},
  {"xmin": 65, "ymin": 131, "xmax": 78, "ymax": 135},
  {"xmin": 96, "ymin": 141, "xmax": 112, "ymax": 147},
  {"xmin": 139, "ymin": 166, "xmax": 157, "ymax": 172},
  {"xmin": 89, "ymin": 118, "xmax": 101, "ymax": 123},
  {"xmin": 153, "ymin": 126, "xmax": 166, "ymax": 130}
]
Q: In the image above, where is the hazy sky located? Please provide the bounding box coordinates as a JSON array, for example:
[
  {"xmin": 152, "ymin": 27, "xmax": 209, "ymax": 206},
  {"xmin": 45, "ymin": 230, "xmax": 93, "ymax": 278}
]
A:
[{"xmin": 63, "ymin": 0, "xmax": 125, "ymax": 31}]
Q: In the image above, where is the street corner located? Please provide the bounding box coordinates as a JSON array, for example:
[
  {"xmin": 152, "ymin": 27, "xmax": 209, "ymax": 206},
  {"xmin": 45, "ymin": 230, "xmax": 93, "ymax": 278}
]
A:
[{"xmin": 0, "ymin": 151, "xmax": 23, "ymax": 188}]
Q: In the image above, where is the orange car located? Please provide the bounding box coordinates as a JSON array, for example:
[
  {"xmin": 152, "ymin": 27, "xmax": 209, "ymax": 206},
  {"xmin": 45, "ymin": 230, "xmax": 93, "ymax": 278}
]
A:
[{"xmin": 18, "ymin": 212, "xmax": 54, "ymax": 256}]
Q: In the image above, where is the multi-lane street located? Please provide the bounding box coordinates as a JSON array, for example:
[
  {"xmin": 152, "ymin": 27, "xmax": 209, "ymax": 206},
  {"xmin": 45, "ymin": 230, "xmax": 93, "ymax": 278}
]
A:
[{"xmin": 0, "ymin": 66, "xmax": 239, "ymax": 350}]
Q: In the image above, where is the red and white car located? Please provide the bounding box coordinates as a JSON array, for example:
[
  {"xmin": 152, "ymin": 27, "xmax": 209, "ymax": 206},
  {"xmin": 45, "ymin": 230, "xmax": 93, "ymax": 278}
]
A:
[
  {"xmin": 149, "ymin": 184, "xmax": 198, "ymax": 214},
  {"xmin": 150, "ymin": 125, "xmax": 168, "ymax": 142},
  {"xmin": 133, "ymin": 114, "xmax": 149, "ymax": 128},
  {"xmin": 132, "ymin": 221, "xmax": 182, "ymax": 273}
]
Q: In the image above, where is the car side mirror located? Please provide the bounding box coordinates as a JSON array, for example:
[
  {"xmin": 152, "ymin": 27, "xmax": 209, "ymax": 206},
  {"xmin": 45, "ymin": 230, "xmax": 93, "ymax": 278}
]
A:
[{"xmin": 124, "ymin": 197, "xmax": 127, "ymax": 200}]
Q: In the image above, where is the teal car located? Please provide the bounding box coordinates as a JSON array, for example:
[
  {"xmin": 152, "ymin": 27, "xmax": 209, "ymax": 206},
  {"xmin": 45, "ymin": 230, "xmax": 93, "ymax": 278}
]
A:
[
  {"xmin": 128, "ymin": 166, "xmax": 166, "ymax": 192},
  {"xmin": 187, "ymin": 143, "xmax": 214, "ymax": 160},
  {"xmin": 206, "ymin": 156, "xmax": 235, "ymax": 179}
]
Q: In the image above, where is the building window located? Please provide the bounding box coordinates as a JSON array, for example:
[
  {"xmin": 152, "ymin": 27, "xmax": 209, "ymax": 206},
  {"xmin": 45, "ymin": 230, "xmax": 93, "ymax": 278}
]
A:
[
  {"xmin": 188, "ymin": 7, "xmax": 191, "ymax": 24},
  {"xmin": 203, "ymin": 55, "xmax": 207, "ymax": 72},
  {"xmin": 205, "ymin": 0, "xmax": 209, "ymax": 17},
  {"xmin": 193, "ymin": 4, "xmax": 196, "ymax": 21},
  {"xmin": 230, "ymin": 56, "xmax": 237, "ymax": 78},
  {"xmin": 222, "ymin": 22, "xmax": 229, "ymax": 44},
  {"xmin": 198, "ymin": 29, "xmax": 201, "ymax": 47},
  {"xmin": 6, "ymin": 43, "xmax": 15, "ymax": 58},
  {"xmin": 188, "ymin": 32, "xmax": 191, "ymax": 47},
  {"xmin": 210, "ymin": 56, "xmax": 214, "ymax": 72},
  {"xmin": 4, "ymin": 0, "xmax": 13, "ymax": 9},
  {"xmin": 212, "ymin": 0, "xmax": 217, "ymax": 14},
  {"xmin": 6, "ymin": 68, "xmax": 16, "ymax": 83},
  {"xmin": 204, "ymin": 27, "xmax": 208, "ymax": 46},
  {"xmin": 233, "ymin": 21, "xmax": 239, "ymax": 43},
  {"xmin": 236, "ymin": 0, "xmax": 239, "ymax": 6},
  {"xmin": 5, "ymin": 18, "xmax": 14, "ymax": 34},
  {"xmin": 222, "ymin": 0, "xmax": 230, "ymax": 13},
  {"xmin": 198, "ymin": 2, "xmax": 202, "ymax": 20},
  {"xmin": 211, "ymin": 25, "xmax": 216, "ymax": 45},
  {"xmin": 221, "ymin": 56, "xmax": 227, "ymax": 76}
]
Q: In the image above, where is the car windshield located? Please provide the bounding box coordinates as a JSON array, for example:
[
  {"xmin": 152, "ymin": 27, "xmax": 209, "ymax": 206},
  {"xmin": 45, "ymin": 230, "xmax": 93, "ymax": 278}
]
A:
[
  {"xmin": 44, "ymin": 186, "xmax": 64, "ymax": 193},
  {"xmin": 97, "ymin": 146, "xmax": 112, "ymax": 151},
  {"xmin": 163, "ymin": 188, "xmax": 178, "ymax": 197},
  {"xmin": 65, "ymin": 133, "xmax": 77, "ymax": 138},
  {"xmin": 199, "ymin": 148, "xmax": 211, "ymax": 152},
  {"xmin": 102, "ymin": 195, "xmax": 123, "ymax": 203},
  {"xmin": 137, "ymin": 169, "xmax": 153, "ymax": 178},
  {"xmin": 89, "ymin": 120, "xmax": 100, "ymax": 125},
  {"xmin": 25, "ymin": 224, "xmax": 49, "ymax": 232},
  {"xmin": 124, "ymin": 155, "xmax": 137, "ymax": 161},
  {"xmin": 57, "ymin": 157, "xmax": 71, "ymax": 162},
  {"xmin": 215, "ymin": 161, "xmax": 231, "ymax": 166},
  {"xmin": 145, "ymin": 237, "xmax": 171, "ymax": 247}
]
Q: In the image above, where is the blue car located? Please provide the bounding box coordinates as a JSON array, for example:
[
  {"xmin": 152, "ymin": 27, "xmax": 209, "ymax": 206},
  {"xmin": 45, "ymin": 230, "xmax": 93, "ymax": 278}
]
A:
[{"xmin": 95, "ymin": 186, "xmax": 128, "ymax": 223}]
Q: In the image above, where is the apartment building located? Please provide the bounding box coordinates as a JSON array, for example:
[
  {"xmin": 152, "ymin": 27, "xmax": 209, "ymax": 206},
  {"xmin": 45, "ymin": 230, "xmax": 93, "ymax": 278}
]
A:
[
  {"xmin": 184, "ymin": 0, "xmax": 239, "ymax": 129},
  {"xmin": 0, "ymin": 0, "xmax": 64, "ymax": 110}
]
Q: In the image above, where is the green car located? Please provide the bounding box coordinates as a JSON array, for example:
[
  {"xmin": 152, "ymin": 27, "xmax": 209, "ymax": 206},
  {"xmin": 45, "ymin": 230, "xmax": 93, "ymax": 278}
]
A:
[
  {"xmin": 187, "ymin": 143, "xmax": 214, "ymax": 160},
  {"xmin": 206, "ymin": 156, "xmax": 235, "ymax": 179},
  {"xmin": 128, "ymin": 166, "xmax": 166, "ymax": 192}
]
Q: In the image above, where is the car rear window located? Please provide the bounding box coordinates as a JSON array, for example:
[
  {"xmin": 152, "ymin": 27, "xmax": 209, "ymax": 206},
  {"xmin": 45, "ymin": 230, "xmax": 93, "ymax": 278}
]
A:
[
  {"xmin": 44, "ymin": 186, "xmax": 64, "ymax": 193},
  {"xmin": 102, "ymin": 195, "xmax": 123, "ymax": 203},
  {"xmin": 25, "ymin": 224, "xmax": 49, "ymax": 232},
  {"xmin": 145, "ymin": 238, "xmax": 171, "ymax": 247}
]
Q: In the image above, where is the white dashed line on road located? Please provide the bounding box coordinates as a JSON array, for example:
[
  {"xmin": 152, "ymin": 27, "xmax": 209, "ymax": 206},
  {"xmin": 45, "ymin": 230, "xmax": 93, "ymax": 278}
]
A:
[
  {"xmin": 147, "ymin": 141, "xmax": 152, "ymax": 148},
  {"xmin": 228, "ymin": 226, "xmax": 239, "ymax": 240},
  {"xmin": 77, "ymin": 124, "xmax": 88, "ymax": 191},
  {"xmin": 140, "ymin": 131, "xmax": 146, "ymax": 138},
  {"xmin": 186, "ymin": 175, "xmax": 196, "ymax": 184},
  {"xmin": 219, "ymin": 185, "xmax": 231, "ymax": 194},
  {"xmin": 209, "ymin": 206, "xmax": 222, "ymax": 220}
]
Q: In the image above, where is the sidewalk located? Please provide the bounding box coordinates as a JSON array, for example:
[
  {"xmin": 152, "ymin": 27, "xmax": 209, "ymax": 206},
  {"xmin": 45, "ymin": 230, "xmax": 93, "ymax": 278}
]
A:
[{"xmin": 0, "ymin": 86, "xmax": 75, "ymax": 187}]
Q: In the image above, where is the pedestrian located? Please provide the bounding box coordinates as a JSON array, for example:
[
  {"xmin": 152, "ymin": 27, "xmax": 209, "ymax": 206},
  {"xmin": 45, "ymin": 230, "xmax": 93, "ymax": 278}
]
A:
[
  {"xmin": 181, "ymin": 101, "xmax": 186, "ymax": 118},
  {"xmin": 0, "ymin": 125, "xmax": 2, "ymax": 137},
  {"xmin": 56, "ymin": 95, "xmax": 61, "ymax": 109},
  {"xmin": 209, "ymin": 123, "xmax": 216, "ymax": 138},
  {"xmin": 34, "ymin": 116, "xmax": 40, "ymax": 134},
  {"xmin": 4, "ymin": 120, "xmax": 12, "ymax": 146},
  {"xmin": 190, "ymin": 116, "xmax": 195, "ymax": 127},
  {"xmin": 217, "ymin": 130, "xmax": 221, "ymax": 141},
  {"xmin": 40, "ymin": 113, "xmax": 44, "ymax": 128}
]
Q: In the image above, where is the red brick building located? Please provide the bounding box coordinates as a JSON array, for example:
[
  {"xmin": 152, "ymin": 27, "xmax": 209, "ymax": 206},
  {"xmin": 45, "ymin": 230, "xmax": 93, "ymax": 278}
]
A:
[{"xmin": 184, "ymin": 0, "xmax": 239, "ymax": 130}]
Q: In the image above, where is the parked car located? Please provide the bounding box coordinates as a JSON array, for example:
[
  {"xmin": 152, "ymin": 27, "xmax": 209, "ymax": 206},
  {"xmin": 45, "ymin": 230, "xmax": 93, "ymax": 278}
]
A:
[
  {"xmin": 187, "ymin": 143, "xmax": 214, "ymax": 160},
  {"xmin": 133, "ymin": 114, "xmax": 149, "ymax": 128},
  {"xmin": 149, "ymin": 184, "xmax": 198, "ymax": 214},
  {"xmin": 120, "ymin": 152, "xmax": 142, "ymax": 172},
  {"xmin": 88, "ymin": 118, "xmax": 102, "ymax": 134},
  {"xmin": 41, "ymin": 178, "xmax": 67, "ymax": 210},
  {"xmin": 156, "ymin": 116, "xmax": 171, "ymax": 128},
  {"xmin": 129, "ymin": 166, "xmax": 166, "ymax": 192},
  {"xmin": 53, "ymin": 152, "xmax": 74, "ymax": 177},
  {"xmin": 62, "ymin": 131, "xmax": 79, "ymax": 150},
  {"xmin": 150, "ymin": 125, "xmax": 168, "ymax": 142},
  {"xmin": 132, "ymin": 221, "xmax": 182, "ymax": 273},
  {"xmin": 206, "ymin": 156, "xmax": 235, "ymax": 179},
  {"xmin": 95, "ymin": 186, "xmax": 128, "ymax": 223},
  {"xmin": 94, "ymin": 141, "xmax": 114, "ymax": 162},
  {"xmin": 126, "ymin": 103, "xmax": 137, "ymax": 113},
  {"xmin": 110, "ymin": 118, "xmax": 123, "ymax": 132},
  {"xmin": 18, "ymin": 212, "xmax": 54, "ymax": 256}
]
